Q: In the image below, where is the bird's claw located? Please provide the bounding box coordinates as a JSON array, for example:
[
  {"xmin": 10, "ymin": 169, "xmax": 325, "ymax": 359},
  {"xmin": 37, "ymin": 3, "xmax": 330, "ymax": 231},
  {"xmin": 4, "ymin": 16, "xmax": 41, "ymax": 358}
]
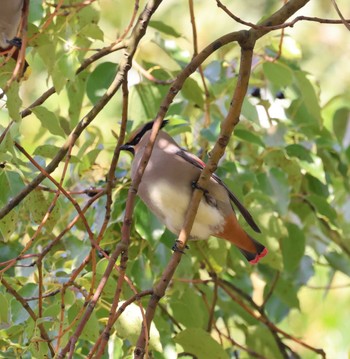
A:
[
  {"xmin": 7, "ymin": 37, "xmax": 22, "ymax": 48},
  {"xmin": 172, "ymin": 240, "xmax": 189, "ymax": 254},
  {"xmin": 192, "ymin": 181, "xmax": 208, "ymax": 194}
]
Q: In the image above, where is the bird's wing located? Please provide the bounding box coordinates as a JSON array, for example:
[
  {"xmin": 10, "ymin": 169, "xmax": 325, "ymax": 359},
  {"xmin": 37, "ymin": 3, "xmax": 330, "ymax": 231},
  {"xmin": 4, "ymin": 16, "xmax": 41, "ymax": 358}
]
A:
[{"xmin": 176, "ymin": 149, "xmax": 261, "ymax": 233}]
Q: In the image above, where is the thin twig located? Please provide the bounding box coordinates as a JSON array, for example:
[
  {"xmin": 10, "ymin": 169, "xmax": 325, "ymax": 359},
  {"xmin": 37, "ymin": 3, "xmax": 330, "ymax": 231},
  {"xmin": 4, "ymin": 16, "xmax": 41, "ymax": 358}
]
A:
[
  {"xmin": 133, "ymin": 60, "xmax": 174, "ymax": 85},
  {"xmin": 14, "ymin": 142, "xmax": 98, "ymax": 249},
  {"xmin": 216, "ymin": 0, "xmax": 349, "ymax": 31},
  {"xmin": 134, "ymin": 1, "xmax": 315, "ymax": 356},
  {"xmin": 261, "ymin": 271, "xmax": 280, "ymax": 309},
  {"xmin": 0, "ymin": 0, "xmax": 29, "ymax": 97},
  {"xmin": 330, "ymin": 0, "xmax": 350, "ymax": 31},
  {"xmin": 188, "ymin": 0, "xmax": 211, "ymax": 152},
  {"xmin": 134, "ymin": 28, "xmax": 254, "ymax": 359},
  {"xmin": 218, "ymin": 280, "xmax": 326, "ymax": 358},
  {"xmin": 1, "ymin": 278, "xmax": 55, "ymax": 356},
  {"xmin": 91, "ymin": 79, "xmax": 130, "ymax": 358},
  {"xmin": 56, "ymin": 1, "xmax": 164, "ymax": 356},
  {"xmin": 29, "ymin": 0, "xmax": 65, "ymax": 42}
]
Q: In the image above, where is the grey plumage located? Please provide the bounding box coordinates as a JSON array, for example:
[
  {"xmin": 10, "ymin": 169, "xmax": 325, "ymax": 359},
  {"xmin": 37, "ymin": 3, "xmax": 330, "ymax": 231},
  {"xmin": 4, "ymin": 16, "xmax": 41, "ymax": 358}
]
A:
[
  {"xmin": 121, "ymin": 121, "xmax": 268, "ymax": 263},
  {"xmin": 0, "ymin": 0, "xmax": 23, "ymax": 49}
]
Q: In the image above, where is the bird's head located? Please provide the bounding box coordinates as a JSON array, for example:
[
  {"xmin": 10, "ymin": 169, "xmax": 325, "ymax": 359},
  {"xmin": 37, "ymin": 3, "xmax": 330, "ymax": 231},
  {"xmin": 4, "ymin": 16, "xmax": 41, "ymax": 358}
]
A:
[{"xmin": 120, "ymin": 120, "xmax": 168, "ymax": 155}]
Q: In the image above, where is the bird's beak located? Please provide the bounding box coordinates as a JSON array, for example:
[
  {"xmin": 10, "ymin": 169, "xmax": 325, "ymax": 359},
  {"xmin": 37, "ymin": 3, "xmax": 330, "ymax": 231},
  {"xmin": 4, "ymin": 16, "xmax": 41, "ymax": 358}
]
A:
[{"xmin": 120, "ymin": 144, "xmax": 134, "ymax": 154}]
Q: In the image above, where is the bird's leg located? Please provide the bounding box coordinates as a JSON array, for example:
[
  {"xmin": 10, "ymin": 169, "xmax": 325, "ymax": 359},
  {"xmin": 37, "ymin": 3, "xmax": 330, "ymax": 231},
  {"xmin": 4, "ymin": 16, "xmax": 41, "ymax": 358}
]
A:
[
  {"xmin": 172, "ymin": 240, "xmax": 189, "ymax": 254},
  {"xmin": 191, "ymin": 180, "xmax": 209, "ymax": 194},
  {"xmin": 192, "ymin": 180, "xmax": 217, "ymax": 207},
  {"xmin": 7, "ymin": 37, "xmax": 22, "ymax": 48}
]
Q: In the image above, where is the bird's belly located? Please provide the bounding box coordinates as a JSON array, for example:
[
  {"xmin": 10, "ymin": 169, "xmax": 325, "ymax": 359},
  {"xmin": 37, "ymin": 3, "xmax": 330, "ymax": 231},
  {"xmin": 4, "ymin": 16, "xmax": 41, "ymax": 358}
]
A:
[{"xmin": 141, "ymin": 180, "xmax": 225, "ymax": 239}]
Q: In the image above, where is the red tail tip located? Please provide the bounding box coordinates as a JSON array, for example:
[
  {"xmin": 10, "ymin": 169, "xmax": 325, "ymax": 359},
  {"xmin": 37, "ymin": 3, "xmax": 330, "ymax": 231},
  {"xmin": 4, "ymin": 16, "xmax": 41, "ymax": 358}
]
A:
[{"xmin": 249, "ymin": 247, "xmax": 268, "ymax": 265}]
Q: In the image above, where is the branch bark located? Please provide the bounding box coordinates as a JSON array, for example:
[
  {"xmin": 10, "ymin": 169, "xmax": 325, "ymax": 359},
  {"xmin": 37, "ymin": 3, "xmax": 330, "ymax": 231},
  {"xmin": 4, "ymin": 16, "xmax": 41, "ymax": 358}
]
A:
[
  {"xmin": 132, "ymin": 0, "xmax": 312, "ymax": 357},
  {"xmin": 54, "ymin": 0, "xmax": 165, "ymax": 357}
]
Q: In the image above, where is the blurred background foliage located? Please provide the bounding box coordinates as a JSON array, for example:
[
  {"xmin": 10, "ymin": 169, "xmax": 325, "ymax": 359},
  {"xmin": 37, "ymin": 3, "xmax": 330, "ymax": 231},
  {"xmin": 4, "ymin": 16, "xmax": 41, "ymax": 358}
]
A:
[{"xmin": 0, "ymin": 0, "xmax": 350, "ymax": 358}]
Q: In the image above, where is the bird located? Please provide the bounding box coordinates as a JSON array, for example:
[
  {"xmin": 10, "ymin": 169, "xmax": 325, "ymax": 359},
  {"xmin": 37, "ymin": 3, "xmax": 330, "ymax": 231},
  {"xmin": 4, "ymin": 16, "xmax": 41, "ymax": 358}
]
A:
[
  {"xmin": 121, "ymin": 120, "xmax": 267, "ymax": 264},
  {"xmin": 0, "ymin": 0, "xmax": 27, "ymax": 73}
]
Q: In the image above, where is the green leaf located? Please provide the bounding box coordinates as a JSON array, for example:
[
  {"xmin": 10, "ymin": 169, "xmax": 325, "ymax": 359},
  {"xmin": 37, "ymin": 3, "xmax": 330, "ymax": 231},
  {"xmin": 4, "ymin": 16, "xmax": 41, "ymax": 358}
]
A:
[
  {"xmin": 0, "ymin": 293, "xmax": 9, "ymax": 323},
  {"xmin": 294, "ymin": 71, "xmax": 322, "ymax": 124},
  {"xmin": 0, "ymin": 170, "xmax": 24, "ymax": 206},
  {"xmin": 35, "ymin": 35, "xmax": 56, "ymax": 74},
  {"xmin": 79, "ymin": 261, "xmax": 118, "ymax": 297},
  {"xmin": 300, "ymin": 155, "xmax": 326, "ymax": 184},
  {"xmin": 295, "ymin": 256, "xmax": 315, "ymax": 286},
  {"xmin": 6, "ymin": 82, "xmax": 22, "ymax": 122},
  {"xmin": 287, "ymin": 99, "xmax": 319, "ymax": 134},
  {"xmin": 234, "ymin": 128, "xmax": 265, "ymax": 147},
  {"xmin": 0, "ymin": 60, "xmax": 15, "ymax": 89},
  {"xmin": 134, "ymin": 200, "xmax": 164, "ymax": 245},
  {"xmin": 166, "ymin": 116, "xmax": 191, "ymax": 136},
  {"xmin": 285, "ymin": 145, "xmax": 326, "ymax": 184},
  {"xmin": 263, "ymin": 149, "xmax": 302, "ymax": 190},
  {"xmin": 305, "ymin": 173, "xmax": 329, "ymax": 197},
  {"xmin": 23, "ymin": 191, "xmax": 61, "ymax": 232},
  {"xmin": 86, "ymin": 62, "xmax": 116, "ymax": 103},
  {"xmin": 129, "ymin": 83, "xmax": 167, "ymax": 124},
  {"xmin": 76, "ymin": 5, "xmax": 100, "ymax": 29},
  {"xmin": 67, "ymin": 71, "xmax": 89, "ymax": 127},
  {"xmin": 247, "ymin": 325, "xmax": 284, "ymax": 359},
  {"xmin": 307, "ymin": 193, "xmax": 337, "ymax": 225},
  {"xmin": 275, "ymin": 276, "xmax": 300, "ymax": 308},
  {"xmin": 242, "ymin": 97, "xmax": 259, "ymax": 123},
  {"xmin": 28, "ymin": 0, "xmax": 44, "ymax": 23},
  {"xmin": 332, "ymin": 107, "xmax": 349, "ymax": 145},
  {"xmin": 78, "ymin": 148, "xmax": 101, "ymax": 174},
  {"xmin": 115, "ymin": 301, "xmax": 162, "ymax": 352},
  {"xmin": 170, "ymin": 287, "xmax": 206, "ymax": 328},
  {"xmin": 257, "ymin": 168, "xmax": 290, "ymax": 215},
  {"xmin": 0, "ymin": 209, "xmax": 18, "ymax": 241},
  {"xmin": 325, "ymin": 251, "xmax": 350, "ymax": 277},
  {"xmin": 79, "ymin": 23, "xmax": 104, "ymax": 41},
  {"xmin": 109, "ymin": 335, "xmax": 124, "ymax": 359},
  {"xmin": 33, "ymin": 144, "xmax": 62, "ymax": 158},
  {"xmin": 32, "ymin": 106, "xmax": 66, "ymax": 138},
  {"xmin": 181, "ymin": 77, "xmax": 204, "ymax": 108},
  {"xmin": 149, "ymin": 20, "xmax": 181, "ymax": 37},
  {"xmin": 68, "ymin": 301, "xmax": 99, "ymax": 342},
  {"xmin": 174, "ymin": 328, "xmax": 229, "ymax": 359},
  {"xmin": 264, "ymin": 295, "xmax": 290, "ymax": 323},
  {"xmin": 263, "ymin": 61, "xmax": 293, "ymax": 89},
  {"xmin": 0, "ymin": 324, "xmax": 24, "ymax": 340},
  {"xmin": 29, "ymin": 340, "xmax": 49, "ymax": 359},
  {"xmin": 285, "ymin": 144, "xmax": 313, "ymax": 162},
  {"xmin": 52, "ymin": 50, "xmax": 79, "ymax": 90},
  {"xmin": 206, "ymin": 237, "xmax": 228, "ymax": 272},
  {"xmin": 282, "ymin": 223, "xmax": 305, "ymax": 272}
]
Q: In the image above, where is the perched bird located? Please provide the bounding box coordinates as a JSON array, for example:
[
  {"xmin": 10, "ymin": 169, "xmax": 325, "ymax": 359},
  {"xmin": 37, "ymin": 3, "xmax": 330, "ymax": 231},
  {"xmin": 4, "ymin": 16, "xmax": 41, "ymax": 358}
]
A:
[
  {"xmin": 0, "ymin": 0, "xmax": 29, "ymax": 77},
  {"xmin": 121, "ymin": 121, "xmax": 267, "ymax": 264},
  {"xmin": 0, "ymin": 0, "xmax": 24, "ymax": 51}
]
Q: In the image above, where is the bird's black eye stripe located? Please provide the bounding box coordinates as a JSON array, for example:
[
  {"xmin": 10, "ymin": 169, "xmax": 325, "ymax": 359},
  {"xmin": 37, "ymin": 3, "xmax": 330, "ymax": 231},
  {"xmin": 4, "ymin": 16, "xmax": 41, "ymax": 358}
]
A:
[
  {"xmin": 126, "ymin": 120, "xmax": 168, "ymax": 146},
  {"xmin": 131, "ymin": 134, "xmax": 141, "ymax": 145}
]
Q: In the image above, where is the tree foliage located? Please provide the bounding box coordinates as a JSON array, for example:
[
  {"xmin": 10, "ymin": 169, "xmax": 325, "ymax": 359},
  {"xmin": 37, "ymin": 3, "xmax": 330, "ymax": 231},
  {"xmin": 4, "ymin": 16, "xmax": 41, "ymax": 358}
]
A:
[{"xmin": 0, "ymin": 0, "xmax": 349, "ymax": 358}]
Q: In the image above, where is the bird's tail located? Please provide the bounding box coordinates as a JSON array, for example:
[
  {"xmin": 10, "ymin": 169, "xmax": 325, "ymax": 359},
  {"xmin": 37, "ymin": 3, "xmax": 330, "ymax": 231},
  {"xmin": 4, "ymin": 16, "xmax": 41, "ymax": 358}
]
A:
[
  {"xmin": 215, "ymin": 214, "xmax": 268, "ymax": 264},
  {"xmin": 238, "ymin": 235, "xmax": 268, "ymax": 264}
]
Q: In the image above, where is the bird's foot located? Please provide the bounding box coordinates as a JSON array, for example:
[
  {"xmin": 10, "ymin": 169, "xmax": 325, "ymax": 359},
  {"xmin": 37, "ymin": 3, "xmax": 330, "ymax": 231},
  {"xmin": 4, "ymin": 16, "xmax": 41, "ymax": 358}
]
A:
[
  {"xmin": 172, "ymin": 240, "xmax": 189, "ymax": 254},
  {"xmin": 192, "ymin": 180, "xmax": 208, "ymax": 194},
  {"xmin": 7, "ymin": 37, "xmax": 22, "ymax": 48}
]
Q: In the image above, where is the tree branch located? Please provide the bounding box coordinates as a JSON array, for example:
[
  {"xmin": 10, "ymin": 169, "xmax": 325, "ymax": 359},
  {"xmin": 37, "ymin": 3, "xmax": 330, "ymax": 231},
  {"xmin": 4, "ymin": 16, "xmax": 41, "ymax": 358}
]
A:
[
  {"xmin": 132, "ymin": 0, "xmax": 317, "ymax": 357},
  {"xmin": 133, "ymin": 29, "xmax": 254, "ymax": 358},
  {"xmin": 54, "ymin": 0, "xmax": 165, "ymax": 356}
]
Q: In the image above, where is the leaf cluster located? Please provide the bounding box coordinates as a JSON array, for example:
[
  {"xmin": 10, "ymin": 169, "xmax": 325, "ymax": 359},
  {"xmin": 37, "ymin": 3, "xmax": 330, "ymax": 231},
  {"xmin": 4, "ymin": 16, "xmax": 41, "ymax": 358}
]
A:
[{"xmin": 0, "ymin": 1, "xmax": 349, "ymax": 358}]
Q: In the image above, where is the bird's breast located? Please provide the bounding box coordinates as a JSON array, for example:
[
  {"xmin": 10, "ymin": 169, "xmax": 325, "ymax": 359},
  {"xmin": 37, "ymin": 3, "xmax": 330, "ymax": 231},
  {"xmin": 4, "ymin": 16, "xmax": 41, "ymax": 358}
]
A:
[{"xmin": 139, "ymin": 179, "xmax": 225, "ymax": 240}]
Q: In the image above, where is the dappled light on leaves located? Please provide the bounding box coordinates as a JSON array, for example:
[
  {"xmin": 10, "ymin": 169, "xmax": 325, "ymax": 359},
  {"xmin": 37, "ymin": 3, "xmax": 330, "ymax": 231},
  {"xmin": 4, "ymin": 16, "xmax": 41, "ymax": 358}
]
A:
[{"xmin": 0, "ymin": 0, "xmax": 349, "ymax": 358}]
